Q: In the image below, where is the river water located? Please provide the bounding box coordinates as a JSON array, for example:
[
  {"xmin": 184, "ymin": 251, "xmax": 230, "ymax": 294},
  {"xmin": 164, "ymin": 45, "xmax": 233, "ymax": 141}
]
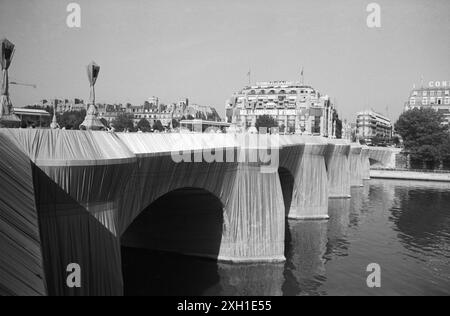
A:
[{"xmin": 122, "ymin": 179, "xmax": 450, "ymax": 296}]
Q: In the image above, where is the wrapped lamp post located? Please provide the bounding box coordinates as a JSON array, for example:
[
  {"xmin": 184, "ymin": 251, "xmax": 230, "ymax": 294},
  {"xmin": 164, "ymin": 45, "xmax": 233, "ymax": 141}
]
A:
[
  {"xmin": 80, "ymin": 62, "xmax": 105, "ymax": 130},
  {"xmin": 50, "ymin": 100, "xmax": 60, "ymax": 129},
  {"xmin": 0, "ymin": 38, "xmax": 20, "ymax": 128}
]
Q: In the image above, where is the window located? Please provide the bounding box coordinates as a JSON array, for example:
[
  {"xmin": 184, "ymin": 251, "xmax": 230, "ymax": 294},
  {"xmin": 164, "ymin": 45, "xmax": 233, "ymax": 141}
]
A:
[
  {"xmin": 445, "ymin": 97, "xmax": 450, "ymax": 105},
  {"xmin": 423, "ymin": 91, "xmax": 428, "ymax": 96},
  {"xmin": 413, "ymin": 91, "xmax": 418, "ymax": 96},
  {"xmin": 410, "ymin": 98, "xmax": 416, "ymax": 105},
  {"xmin": 430, "ymin": 97, "xmax": 436, "ymax": 104},
  {"xmin": 430, "ymin": 91, "xmax": 435, "ymax": 96},
  {"xmin": 445, "ymin": 90, "xmax": 450, "ymax": 96},
  {"xmin": 423, "ymin": 97, "xmax": 428, "ymax": 105}
]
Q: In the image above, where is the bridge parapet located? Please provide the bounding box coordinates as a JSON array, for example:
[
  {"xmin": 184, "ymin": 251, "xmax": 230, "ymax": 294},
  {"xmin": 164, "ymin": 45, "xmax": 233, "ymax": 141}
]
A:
[{"xmin": 368, "ymin": 147, "xmax": 401, "ymax": 169}]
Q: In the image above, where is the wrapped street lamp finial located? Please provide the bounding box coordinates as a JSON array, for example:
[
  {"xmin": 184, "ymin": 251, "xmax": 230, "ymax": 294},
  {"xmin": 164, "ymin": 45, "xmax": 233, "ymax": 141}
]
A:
[
  {"xmin": 80, "ymin": 61, "xmax": 105, "ymax": 131},
  {"xmin": 0, "ymin": 38, "xmax": 20, "ymax": 127}
]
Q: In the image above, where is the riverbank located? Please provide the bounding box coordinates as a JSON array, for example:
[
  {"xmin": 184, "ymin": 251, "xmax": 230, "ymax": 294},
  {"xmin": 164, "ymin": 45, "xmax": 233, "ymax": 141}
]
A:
[{"xmin": 370, "ymin": 168, "xmax": 450, "ymax": 182}]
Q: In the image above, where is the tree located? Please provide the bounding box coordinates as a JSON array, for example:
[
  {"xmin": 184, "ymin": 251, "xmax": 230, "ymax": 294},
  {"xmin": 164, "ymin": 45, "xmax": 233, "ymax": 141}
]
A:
[
  {"xmin": 152, "ymin": 120, "xmax": 164, "ymax": 132},
  {"xmin": 335, "ymin": 118, "xmax": 342, "ymax": 139},
  {"xmin": 111, "ymin": 113, "xmax": 135, "ymax": 132},
  {"xmin": 59, "ymin": 109, "xmax": 86, "ymax": 130},
  {"xmin": 332, "ymin": 109, "xmax": 343, "ymax": 139},
  {"xmin": 171, "ymin": 119, "xmax": 180, "ymax": 129},
  {"xmin": 395, "ymin": 108, "xmax": 449, "ymax": 162},
  {"xmin": 137, "ymin": 118, "xmax": 151, "ymax": 132},
  {"xmin": 371, "ymin": 135, "xmax": 384, "ymax": 146},
  {"xmin": 392, "ymin": 135, "xmax": 401, "ymax": 147},
  {"xmin": 351, "ymin": 130, "xmax": 358, "ymax": 143},
  {"xmin": 255, "ymin": 115, "xmax": 278, "ymax": 131}
]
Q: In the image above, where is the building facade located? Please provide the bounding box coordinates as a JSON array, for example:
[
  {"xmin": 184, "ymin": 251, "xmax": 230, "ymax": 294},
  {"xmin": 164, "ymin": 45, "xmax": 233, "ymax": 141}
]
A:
[
  {"xmin": 404, "ymin": 80, "xmax": 450, "ymax": 125},
  {"xmin": 226, "ymin": 81, "xmax": 335, "ymax": 136},
  {"xmin": 41, "ymin": 98, "xmax": 86, "ymax": 113},
  {"xmin": 356, "ymin": 110, "xmax": 392, "ymax": 143},
  {"xmin": 97, "ymin": 98, "xmax": 221, "ymax": 127}
]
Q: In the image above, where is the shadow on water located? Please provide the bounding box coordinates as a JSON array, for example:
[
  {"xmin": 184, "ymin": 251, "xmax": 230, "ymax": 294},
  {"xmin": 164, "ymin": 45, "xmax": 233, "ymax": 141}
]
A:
[{"xmin": 121, "ymin": 188, "xmax": 224, "ymax": 296}]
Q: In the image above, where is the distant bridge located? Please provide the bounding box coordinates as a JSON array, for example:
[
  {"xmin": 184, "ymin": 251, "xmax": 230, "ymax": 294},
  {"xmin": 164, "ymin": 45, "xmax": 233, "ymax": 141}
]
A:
[{"xmin": 0, "ymin": 129, "xmax": 396, "ymax": 296}]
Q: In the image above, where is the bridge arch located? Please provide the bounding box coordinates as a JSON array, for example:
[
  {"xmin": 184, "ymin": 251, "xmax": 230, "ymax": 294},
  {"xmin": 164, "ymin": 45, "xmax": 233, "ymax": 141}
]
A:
[
  {"xmin": 121, "ymin": 187, "xmax": 225, "ymax": 259},
  {"xmin": 121, "ymin": 187, "xmax": 225, "ymax": 295}
]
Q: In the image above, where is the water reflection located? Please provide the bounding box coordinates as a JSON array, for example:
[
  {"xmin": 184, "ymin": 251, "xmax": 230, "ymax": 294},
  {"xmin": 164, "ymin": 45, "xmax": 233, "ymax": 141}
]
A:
[
  {"xmin": 325, "ymin": 199, "xmax": 351, "ymax": 261},
  {"xmin": 283, "ymin": 219, "xmax": 328, "ymax": 296},
  {"xmin": 122, "ymin": 179, "xmax": 450, "ymax": 296},
  {"xmin": 213, "ymin": 263, "xmax": 285, "ymax": 296}
]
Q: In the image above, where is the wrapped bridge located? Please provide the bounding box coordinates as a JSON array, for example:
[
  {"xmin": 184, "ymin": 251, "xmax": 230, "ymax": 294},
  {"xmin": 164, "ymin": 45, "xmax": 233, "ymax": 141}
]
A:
[{"xmin": 0, "ymin": 129, "xmax": 395, "ymax": 296}]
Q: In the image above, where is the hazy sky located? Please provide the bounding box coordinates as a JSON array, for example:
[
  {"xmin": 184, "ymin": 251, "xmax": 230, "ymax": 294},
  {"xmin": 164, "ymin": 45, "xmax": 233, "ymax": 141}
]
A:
[{"xmin": 1, "ymin": 0, "xmax": 449, "ymax": 121}]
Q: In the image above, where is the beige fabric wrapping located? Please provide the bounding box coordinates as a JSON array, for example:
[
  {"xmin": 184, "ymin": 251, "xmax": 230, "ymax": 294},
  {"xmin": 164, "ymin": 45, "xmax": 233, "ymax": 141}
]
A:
[
  {"xmin": 349, "ymin": 144, "xmax": 364, "ymax": 187},
  {"xmin": 360, "ymin": 146, "xmax": 371, "ymax": 180},
  {"xmin": 368, "ymin": 147, "xmax": 399, "ymax": 168},
  {"xmin": 117, "ymin": 133, "xmax": 286, "ymax": 263},
  {"xmin": 289, "ymin": 137, "xmax": 329, "ymax": 219},
  {"xmin": 0, "ymin": 132, "xmax": 46, "ymax": 296},
  {"xmin": 325, "ymin": 140, "xmax": 351, "ymax": 198},
  {"xmin": 2, "ymin": 130, "xmax": 386, "ymax": 295},
  {"xmin": 1, "ymin": 129, "xmax": 136, "ymax": 296}
]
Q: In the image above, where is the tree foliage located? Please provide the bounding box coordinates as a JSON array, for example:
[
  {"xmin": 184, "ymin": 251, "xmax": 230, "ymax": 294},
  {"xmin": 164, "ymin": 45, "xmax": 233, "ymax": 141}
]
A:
[
  {"xmin": 332, "ymin": 110, "xmax": 343, "ymax": 139},
  {"xmin": 59, "ymin": 110, "xmax": 86, "ymax": 130},
  {"xmin": 111, "ymin": 113, "xmax": 135, "ymax": 132},
  {"xmin": 395, "ymin": 108, "xmax": 449, "ymax": 161},
  {"xmin": 137, "ymin": 118, "xmax": 151, "ymax": 132},
  {"xmin": 171, "ymin": 119, "xmax": 180, "ymax": 129},
  {"xmin": 255, "ymin": 115, "xmax": 278, "ymax": 131},
  {"xmin": 152, "ymin": 120, "xmax": 164, "ymax": 132}
]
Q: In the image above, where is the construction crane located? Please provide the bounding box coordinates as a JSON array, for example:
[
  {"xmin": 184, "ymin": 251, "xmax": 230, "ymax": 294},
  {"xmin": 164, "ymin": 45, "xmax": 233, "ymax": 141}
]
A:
[{"xmin": 10, "ymin": 81, "xmax": 37, "ymax": 89}]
